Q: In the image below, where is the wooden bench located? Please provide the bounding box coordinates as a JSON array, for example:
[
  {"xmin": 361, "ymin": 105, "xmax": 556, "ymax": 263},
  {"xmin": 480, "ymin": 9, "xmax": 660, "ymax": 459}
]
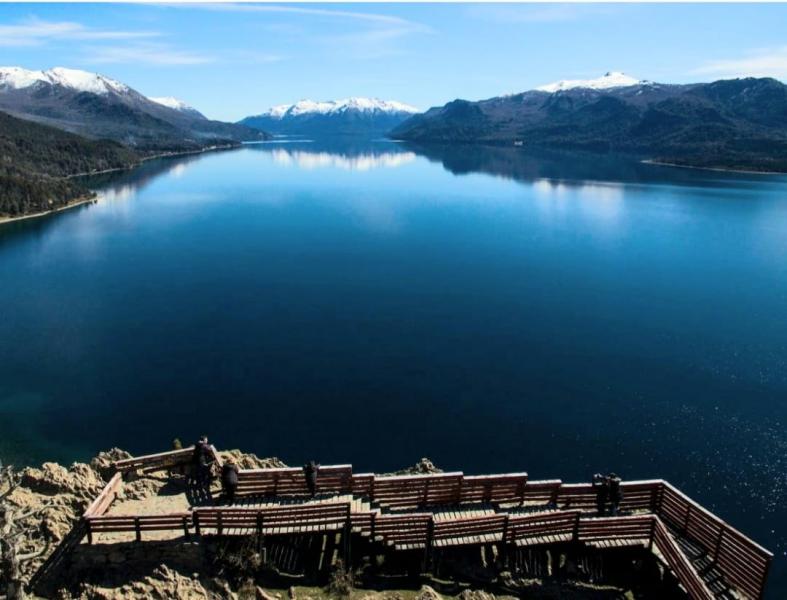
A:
[
  {"xmin": 522, "ymin": 479, "xmax": 561, "ymax": 507},
  {"xmin": 235, "ymin": 465, "xmax": 353, "ymax": 498},
  {"xmin": 371, "ymin": 472, "xmax": 463, "ymax": 509},
  {"xmin": 433, "ymin": 514, "xmax": 508, "ymax": 548},
  {"xmin": 193, "ymin": 502, "xmax": 351, "ymax": 536},
  {"xmin": 86, "ymin": 512, "xmax": 192, "ymax": 543},
  {"xmin": 506, "ymin": 510, "xmax": 580, "ymax": 547},
  {"xmin": 372, "ymin": 513, "xmax": 432, "ymax": 550},
  {"xmin": 460, "ymin": 473, "xmax": 528, "ymax": 505},
  {"xmin": 577, "ymin": 514, "xmax": 654, "ymax": 548}
]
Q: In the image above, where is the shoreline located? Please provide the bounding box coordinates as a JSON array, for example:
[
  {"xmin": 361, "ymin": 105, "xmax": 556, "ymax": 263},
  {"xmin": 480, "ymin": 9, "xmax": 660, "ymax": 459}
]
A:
[
  {"xmin": 642, "ymin": 159, "xmax": 786, "ymax": 176},
  {"xmin": 0, "ymin": 194, "xmax": 97, "ymax": 226},
  {"xmin": 1, "ymin": 143, "xmax": 240, "ymax": 227}
]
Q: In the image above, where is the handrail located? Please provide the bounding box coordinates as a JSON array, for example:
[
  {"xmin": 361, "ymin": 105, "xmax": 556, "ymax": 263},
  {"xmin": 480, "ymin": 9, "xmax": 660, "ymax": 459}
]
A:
[{"xmin": 94, "ymin": 448, "xmax": 771, "ymax": 598}]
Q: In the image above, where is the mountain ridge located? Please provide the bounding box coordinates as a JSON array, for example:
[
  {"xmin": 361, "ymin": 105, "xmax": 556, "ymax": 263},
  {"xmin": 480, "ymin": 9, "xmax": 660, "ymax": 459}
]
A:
[
  {"xmin": 390, "ymin": 75, "xmax": 787, "ymax": 172},
  {"xmin": 240, "ymin": 97, "xmax": 419, "ymax": 137},
  {"xmin": 0, "ymin": 66, "xmax": 269, "ymax": 152}
]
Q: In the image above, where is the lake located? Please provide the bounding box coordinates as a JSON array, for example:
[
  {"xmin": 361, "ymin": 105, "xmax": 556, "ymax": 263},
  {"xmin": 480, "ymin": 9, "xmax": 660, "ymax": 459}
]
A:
[{"xmin": 1, "ymin": 139, "xmax": 786, "ymax": 593}]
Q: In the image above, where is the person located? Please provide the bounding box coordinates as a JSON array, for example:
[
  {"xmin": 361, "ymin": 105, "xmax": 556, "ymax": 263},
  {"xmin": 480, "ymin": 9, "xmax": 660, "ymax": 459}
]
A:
[
  {"xmin": 221, "ymin": 459, "xmax": 239, "ymax": 505},
  {"xmin": 192, "ymin": 435, "xmax": 213, "ymax": 487},
  {"xmin": 592, "ymin": 473, "xmax": 609, "ymax": 516},
  {"xmin": 303, "ymin": 460, "xmax": 320, "ymax": 498},
  {"xmin": 608, "ymin": 473, "xmax": 622, "ymax": 516}
]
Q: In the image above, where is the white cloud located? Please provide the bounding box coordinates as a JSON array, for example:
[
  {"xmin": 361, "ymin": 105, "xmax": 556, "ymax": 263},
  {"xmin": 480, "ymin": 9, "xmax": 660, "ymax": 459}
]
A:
[
  {"xmin": 0, "ymin": 17, "xmax": 159, "ymax": 47},
  {"xmin": 84, "ymin": 42, "xmax": 214, "ymax": 66},
  {"xmin": 692, "ymin": 47, "xmax": 787, "ymax": 80}
]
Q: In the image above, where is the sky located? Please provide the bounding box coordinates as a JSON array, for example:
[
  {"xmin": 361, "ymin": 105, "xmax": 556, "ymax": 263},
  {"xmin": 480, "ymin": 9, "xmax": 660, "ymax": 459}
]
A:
[{"xmin": 2, "ymin": 2, "xmax": 787, "ymax": 122}]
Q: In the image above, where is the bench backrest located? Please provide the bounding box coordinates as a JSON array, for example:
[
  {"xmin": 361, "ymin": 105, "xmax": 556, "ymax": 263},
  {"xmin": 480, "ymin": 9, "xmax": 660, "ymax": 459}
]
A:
[
  {"xmin": 371, "ymin": 472, "xmax": 463, "ymax": 509},
  {"xmin": 236, "ymin": 464, "xmax": 353, "ymax": 496},
  {"xmin": 506, "ymin": 510, "xmax": 579, "ymax": 544},
  {"xmin": 433, "ymin": 514, "xmax": 508, "ymax": 546},
  {"xmin": 194, "ymin": 502, "xmax": 351, "ymax": 534},
  {"xmin": 373, "ymin": 513, "xmax": 432, "ymax": 548},
  {"xmin": 460, "ymin": 473, "xmax": 528, "ymax": 504}
]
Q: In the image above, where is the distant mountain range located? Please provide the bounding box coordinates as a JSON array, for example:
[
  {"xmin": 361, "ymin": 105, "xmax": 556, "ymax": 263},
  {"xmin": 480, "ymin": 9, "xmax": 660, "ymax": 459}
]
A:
[
  {"xmin": 391, "ymin": 72, "xmax": 787, "ymax": 172},
  {"xmin": 0, "ymin": 67, "xmax": 268, "ymax": 152},
  {"xmin": 239, "ymin": 97, "xmax": 419, "ymax": 137}
]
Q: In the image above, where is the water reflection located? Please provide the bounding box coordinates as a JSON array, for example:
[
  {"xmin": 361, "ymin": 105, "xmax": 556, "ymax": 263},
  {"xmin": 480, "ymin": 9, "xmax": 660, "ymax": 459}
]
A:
[
  {"xmin": 248, "ymin": 137, "xmax": 416, "ymax": 171},
  {"xmin": 401, "ymin": 142, "xmax": 787, "ymax": 190}
]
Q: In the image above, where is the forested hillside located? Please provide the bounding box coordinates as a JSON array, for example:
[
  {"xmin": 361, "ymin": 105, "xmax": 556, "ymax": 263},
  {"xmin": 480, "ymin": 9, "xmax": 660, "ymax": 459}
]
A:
[{"xmin": 0, "ymin": 110, "xmax": 139, "ymax": 218}]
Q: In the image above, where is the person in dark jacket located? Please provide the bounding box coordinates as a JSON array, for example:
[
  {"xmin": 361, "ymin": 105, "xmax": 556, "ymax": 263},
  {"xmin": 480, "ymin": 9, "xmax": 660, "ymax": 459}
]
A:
[
  {"xmin": 608, "ymin": 473, "xmax": 622, "ymax": 515},
  {"xmin": 221, "ymin": 459, "xmax": 240, "ymax": 505},
  {"xmin": 593, "ymin": 473, "xmax": 609, "ymax": 516},
  {"xmin": 192, "ymin": 436, "xmax": 213, "ymax": 487},
  {"xmin": 303, "ymin": 460, "xmax": 320, "ymax": 498}
]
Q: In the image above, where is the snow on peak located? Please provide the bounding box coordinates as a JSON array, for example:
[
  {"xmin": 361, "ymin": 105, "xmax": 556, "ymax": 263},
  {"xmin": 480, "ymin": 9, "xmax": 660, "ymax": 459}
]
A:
[
  {"xmin": 149, "ymin": 96, "xmax": 195, "ymax": 112},
  {"xmin": 0, "ymin": 66, "xmax": 129, "ymax": 95},
  {"xmin": 536, "ymin": 71, "xmax": 641, "ymax": 93},
  {"xmin": 262, "ymin": 97, "xmax": 419, "ymax": 119}
]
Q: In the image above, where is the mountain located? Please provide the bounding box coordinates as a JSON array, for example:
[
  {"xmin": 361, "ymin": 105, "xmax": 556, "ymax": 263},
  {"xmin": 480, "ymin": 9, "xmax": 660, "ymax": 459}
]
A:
[
  {"xmin": 148, "ymin": 96, "xmax": 207, "ymax": 120},
  {"xmin": 390, "ymin": 74, "xmax": 787, "ymax": 172},
  {"xmin": 0, "ymin": 110, "xmax": 139, "ymax": 218},
  {"xmin": 0, "ymin": 67, "xmax": 268, "ymax": 152},
  {"xmin": 535, "ymin": 71, "xmax": 642, "ymax": 93},
  {"xmin": 239, "ymin": 97, "xmax": 419, "ymax": 137}
]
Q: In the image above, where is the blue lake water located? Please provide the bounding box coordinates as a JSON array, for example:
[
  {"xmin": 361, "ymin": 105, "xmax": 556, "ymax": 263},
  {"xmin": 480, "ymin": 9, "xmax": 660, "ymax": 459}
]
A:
[{"xmin": 1, "ymin": 139, "xmax": 786, "ymax": 593}]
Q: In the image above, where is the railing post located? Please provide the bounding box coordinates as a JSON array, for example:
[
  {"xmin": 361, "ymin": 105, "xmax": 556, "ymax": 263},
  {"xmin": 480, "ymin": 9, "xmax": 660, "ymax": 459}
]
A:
[
  {"xmin": 501, "ymin": 515, "xmax": 511, "ymax": 569},
  {"xmin": 217, "ymin": 511, "xmax": 223, "ymax": 536},
  {"xmin": 713, "ymin": 529, "xmax": 725, "ymax": 562},
  {"xmin": 86, "ymin": 519, "xmax": 93, "ymax": 545},
  {"xmin": 182, "ymin": 515, "xmax": 190, "ymax": 540},
  {"xmin": 648, "ymin": 517, "xmax": 656, "ymax": 551},
  {"xmin": 194, "ymin": 512, "xmax": 201, "ymax": 536},
  {"xmin": 572, "ymin": 512, "xmax": 580, "ymax": 542},
  {"xmin": 423, "ymin": 519, "xmax": 435, "ymax": 573},
  {"xmin": 683, "ymin": 504, "xmax": 692, "ymax": 533},
  {"xmin": 134, "ymin": 517, "xmax": 141, "ymax": 542},
  {"xmin": 343, "ymin": 515, "xmax": 352, "ymax": 566}
]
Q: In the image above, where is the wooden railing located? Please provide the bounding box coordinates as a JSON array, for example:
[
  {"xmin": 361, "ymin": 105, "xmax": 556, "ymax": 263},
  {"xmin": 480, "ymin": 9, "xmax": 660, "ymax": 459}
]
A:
[
  {"xmin": 656, "ymin": 482, "xmax": 772, "ymax": 600},
  {"xmin": 89, "ymin": 451, "xmax": 772, "ymax": 599},
  {"xmin": 653, "ymin": 518, "xmax": 715, "ymax": 600},
  {"xmin": 112, "ymin": 445, "xmax": 222, "ymax": 473},
  {"xmin": 83, "ymin": 472, "xmax": 123, "ymax": 519}
]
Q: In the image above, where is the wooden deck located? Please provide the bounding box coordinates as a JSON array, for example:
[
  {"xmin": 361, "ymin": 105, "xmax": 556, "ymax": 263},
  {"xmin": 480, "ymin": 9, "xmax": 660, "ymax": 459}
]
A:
[{"xmin": 81, "ymin": 446, "xmax": 773, "ymax": 600}]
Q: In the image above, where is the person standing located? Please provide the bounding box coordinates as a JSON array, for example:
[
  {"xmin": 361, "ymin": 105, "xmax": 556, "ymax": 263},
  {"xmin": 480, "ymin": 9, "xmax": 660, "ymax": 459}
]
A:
[
  {"xmin": 221, "ymin": 459, "xmax": 240, "ymax": 505},
  {"xmin": 608, "ymin": 473, "xmax": 622, "ymax": 516},
  {"xmin": 192, "ymin": 435, "xmax": 213, "ymax": 487},
  {"xmin": 303, "ymin": 460, "xmax": 320, "ymax": 498},
  {"xmin": 593, "ymin": 473, "xmax": 609, "ymax": 516}
]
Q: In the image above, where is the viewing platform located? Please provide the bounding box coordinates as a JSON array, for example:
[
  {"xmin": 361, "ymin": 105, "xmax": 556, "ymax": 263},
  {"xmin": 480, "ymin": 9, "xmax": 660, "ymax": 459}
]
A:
[{"xmin": 78, "ymin": 446, "xmax": 772, "ymax": 600}]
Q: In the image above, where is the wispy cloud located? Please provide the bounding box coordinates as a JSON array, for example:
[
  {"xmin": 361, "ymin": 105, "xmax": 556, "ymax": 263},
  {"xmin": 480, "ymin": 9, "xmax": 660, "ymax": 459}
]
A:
[
  {"xmin": 83, "ymin": 42, "xmax": 213, "ymax": 66},
  {"xmin": 692, "ymin": 47, "xmax": 787, "ymax": 80},
  {"xmin": 186, "ymin": 3, "xmax": 432, "ymax": 59},
  {"xmin": 0, "ymin": 17, "xmax": 158, "ymax": 47},
  {"xmin": 194, "ymin": 3, "xmax": 424, "ymax": 28},
  {"xmin": 465, "ymin": 4, "xmax": 617, "ymax": 25}
]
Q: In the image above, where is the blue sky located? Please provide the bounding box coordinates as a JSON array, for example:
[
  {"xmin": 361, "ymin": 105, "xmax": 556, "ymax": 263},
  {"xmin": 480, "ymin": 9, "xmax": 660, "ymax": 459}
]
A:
[{"xmin": 2, "ymin": 3, "xmax": 787, "ymax": 121}]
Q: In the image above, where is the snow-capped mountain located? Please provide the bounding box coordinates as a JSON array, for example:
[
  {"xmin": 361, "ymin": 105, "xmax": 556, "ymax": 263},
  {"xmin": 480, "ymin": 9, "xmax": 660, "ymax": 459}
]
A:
[
  {"xmin": 240, "ymin": 97, "xmax": 420, "ymax": 136},
  {"xmin": 148, "ymin": 96, "xmax": 206, "ymax": 120},
  {"xmin": 0, "ymin": 66, "xmax": 129, "ymax": 95},
  {"xmin": 536, "ymin": 71, "xmax": 642, "ymax": 93},
  {"xmin": 0, "ymin": 66, "xmax": 266, "ymax": 149}
]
